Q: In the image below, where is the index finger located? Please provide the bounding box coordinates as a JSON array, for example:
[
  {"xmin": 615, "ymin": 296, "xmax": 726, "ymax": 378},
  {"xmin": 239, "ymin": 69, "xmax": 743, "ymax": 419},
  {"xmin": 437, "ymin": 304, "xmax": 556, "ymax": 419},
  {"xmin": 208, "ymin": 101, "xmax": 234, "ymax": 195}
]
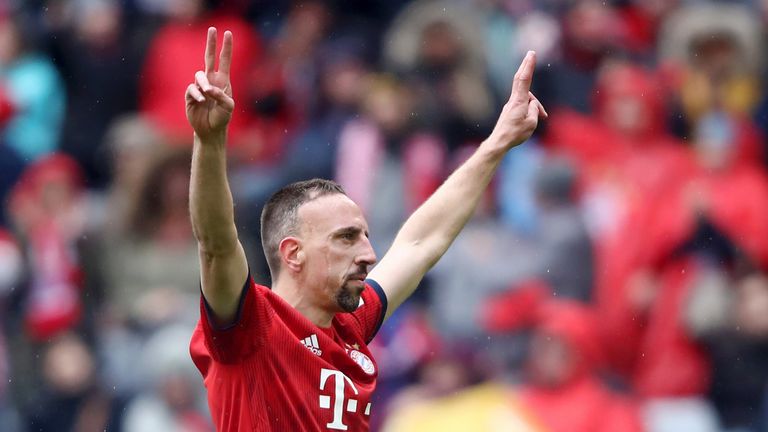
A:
[
  {"xmin": 219, "ymin": 30, "xmax": 233, "ymax": 76},
  {"xmin": 509, "ymin": 51, "xmax": 536, "ymax": 104},
  {"xmin": 205, "ymin": 27, "xmax": 217, "ymax": 73}
]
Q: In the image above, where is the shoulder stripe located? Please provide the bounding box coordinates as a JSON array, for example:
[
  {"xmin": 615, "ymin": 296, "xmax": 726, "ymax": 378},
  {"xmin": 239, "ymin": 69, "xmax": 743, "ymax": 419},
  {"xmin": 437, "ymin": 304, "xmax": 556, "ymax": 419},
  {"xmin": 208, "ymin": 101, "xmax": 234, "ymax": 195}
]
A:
[
  {"xmin": 202, "ymin": 271, "xmax": 251, "ymax": 331},
  {"xmin": 364, "ymin": 278, "xmax": 388, "ymax": 343}
]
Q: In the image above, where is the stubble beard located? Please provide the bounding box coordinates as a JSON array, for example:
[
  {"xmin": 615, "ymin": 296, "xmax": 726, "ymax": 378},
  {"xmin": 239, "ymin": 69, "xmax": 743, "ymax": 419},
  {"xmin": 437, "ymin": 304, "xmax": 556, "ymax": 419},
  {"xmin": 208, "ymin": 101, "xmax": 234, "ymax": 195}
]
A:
[{"xmin": 335, "ymin": 281, "xmax": 363, "ymax": 313}]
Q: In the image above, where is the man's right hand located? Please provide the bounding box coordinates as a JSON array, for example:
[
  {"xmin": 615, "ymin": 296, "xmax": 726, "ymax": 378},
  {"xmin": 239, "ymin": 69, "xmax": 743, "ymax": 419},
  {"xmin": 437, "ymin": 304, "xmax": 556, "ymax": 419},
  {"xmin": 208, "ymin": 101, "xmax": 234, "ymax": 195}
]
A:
[{"xmin": 186, "ymin": 27, "xmax": 234, "ymax": 140}]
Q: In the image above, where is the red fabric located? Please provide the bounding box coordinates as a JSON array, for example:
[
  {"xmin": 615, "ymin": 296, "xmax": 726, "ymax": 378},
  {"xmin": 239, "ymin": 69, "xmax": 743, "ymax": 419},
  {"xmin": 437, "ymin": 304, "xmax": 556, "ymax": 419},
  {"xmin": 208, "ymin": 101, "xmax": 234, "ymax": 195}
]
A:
[
  {"xmin": 139, "ymin": 15, "xmax": 262, "ymax": 145},
  {"xmin": 481, "ymin": 280, "xmax": 550, "ymax": 333},
  {"xmin": 544, "ymin": 65, "xmax": 700, "ymax": 376},
  {"xmin": 535, "ymin": 301, "xmax": 604, "ymax": 374},
  {"xmin": 617, "ymin": 6, "xmax": 658, "ymax": 55},
  {"xmin": 9, "ymin": 154, "xmax": 85, "ymax": 340},
  {"xmin": 233, "ymin": 57, "xmax": 302, "ymax": 163},
  {"xmin": 190, "ymin": 276, "xmax": 386, "ymax": 431},
  {"xmin": 728, "ymin": 116, "xmax": 765, "ymax": 169},
  {"xmin": 11, "ymin": 153, "xmax": 83, "ymax": 199},
  {"xmin": 23, "ymin": 220, "xmax": 83, "ymax": 340},
  {"xmin": 0, "ymin": 84, "xmax": 15, "ymax": 126},
  {"xmin": 519, "ymin": 301, "xmax": 643, "ymax": 432},
  {"xmin": 650, "ymin": 165, "xmax": 768, "ymax": 269},
  {"xmin": 520, "ymin": 376, "xmax": 643, "ymax": 432},
  {"xmin": 592, "ymin": 63, "xmax": 667, "ymax": 140},
  {"xmin": 704, "ymin": 168, "xmax": 768, "ymax": 267},
  {"xmin": 629, "ymin": 165, "xmax": 768, "ymax": 397},
  {"xmin": 546, "ymin": 108, "xmax": 696, "ymax": 375},
  {"xmin": 633, "ymin": 258, "xmax": 711, "ymax": 397},
  {"xmin": 582, "ymin": 144, "xmax": 768, "ymax": 383}
]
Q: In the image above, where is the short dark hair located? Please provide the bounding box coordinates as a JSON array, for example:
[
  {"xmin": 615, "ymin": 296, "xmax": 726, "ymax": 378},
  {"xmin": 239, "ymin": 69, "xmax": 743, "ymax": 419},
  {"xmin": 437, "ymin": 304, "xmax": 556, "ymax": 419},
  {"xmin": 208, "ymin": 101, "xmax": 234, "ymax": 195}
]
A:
[{"xmin": 260, "ymin": 178, "xmax": 346, "ymax": 279}]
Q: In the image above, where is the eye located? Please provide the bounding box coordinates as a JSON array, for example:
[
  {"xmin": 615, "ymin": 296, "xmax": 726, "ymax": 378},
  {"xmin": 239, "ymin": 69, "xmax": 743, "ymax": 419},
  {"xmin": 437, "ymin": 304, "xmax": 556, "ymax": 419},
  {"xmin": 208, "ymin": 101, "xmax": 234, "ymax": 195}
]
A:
[{"xmin": 342, "ymin": 232, "xmax": 356, "ymax": 241}]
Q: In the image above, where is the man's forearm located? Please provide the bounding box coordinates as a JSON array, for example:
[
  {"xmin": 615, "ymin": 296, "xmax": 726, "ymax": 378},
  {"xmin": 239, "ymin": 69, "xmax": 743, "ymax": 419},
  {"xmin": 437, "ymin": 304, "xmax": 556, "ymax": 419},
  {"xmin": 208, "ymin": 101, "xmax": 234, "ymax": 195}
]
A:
[
  {"xmin": 190, "ymin": 132, "xmax": 239, "ymax": 255},
  {"xmin": 371, "ymin": 51, "xmax": 543, "ymax": 318},
  {"xmin": 391, "ymin": 138, "xmax": 508, "ymax": 266}
]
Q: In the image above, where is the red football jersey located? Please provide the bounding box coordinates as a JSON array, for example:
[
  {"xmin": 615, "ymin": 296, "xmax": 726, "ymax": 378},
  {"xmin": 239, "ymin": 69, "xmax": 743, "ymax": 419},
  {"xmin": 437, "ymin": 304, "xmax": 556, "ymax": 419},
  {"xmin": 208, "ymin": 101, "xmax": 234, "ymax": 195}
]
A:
[{"xmin": 189, "ymin": 275, "xmax": 387, "ymax": 431}]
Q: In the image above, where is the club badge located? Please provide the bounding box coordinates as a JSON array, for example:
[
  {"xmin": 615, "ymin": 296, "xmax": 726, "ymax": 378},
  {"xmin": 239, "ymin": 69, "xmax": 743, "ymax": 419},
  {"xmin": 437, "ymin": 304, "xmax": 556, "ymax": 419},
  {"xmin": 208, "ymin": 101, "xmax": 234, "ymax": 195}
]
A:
[{"xmin": 349, "ymin": 350, "xmax": 375, "ymax": 375}]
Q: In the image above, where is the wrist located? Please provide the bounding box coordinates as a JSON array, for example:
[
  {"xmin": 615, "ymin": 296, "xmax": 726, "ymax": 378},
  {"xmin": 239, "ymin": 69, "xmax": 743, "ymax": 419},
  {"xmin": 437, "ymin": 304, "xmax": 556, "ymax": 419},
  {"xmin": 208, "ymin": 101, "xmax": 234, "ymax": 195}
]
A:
[
  {"xmin": 194, "ymin": 130, "xmax": 227, "ymax": 148},
  {"xmin": 479, "ymin": 135, "xmax": 511, "ymax": 160}
]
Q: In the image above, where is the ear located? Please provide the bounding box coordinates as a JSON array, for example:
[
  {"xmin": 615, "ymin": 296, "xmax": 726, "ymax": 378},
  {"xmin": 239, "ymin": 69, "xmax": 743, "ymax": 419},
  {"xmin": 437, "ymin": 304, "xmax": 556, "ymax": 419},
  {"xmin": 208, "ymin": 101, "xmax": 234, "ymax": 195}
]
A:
[{"xmin": 279, "ymin": 237, "xmax": 304, "ymax": 272}]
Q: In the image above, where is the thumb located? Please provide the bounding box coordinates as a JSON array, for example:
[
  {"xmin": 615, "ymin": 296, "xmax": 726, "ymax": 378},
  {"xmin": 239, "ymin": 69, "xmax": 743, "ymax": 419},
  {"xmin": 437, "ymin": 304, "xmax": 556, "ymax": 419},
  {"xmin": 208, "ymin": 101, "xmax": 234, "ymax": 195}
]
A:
[{"xmin": 526, "ymin": 99, "xmax": 540, "ymax": 123}]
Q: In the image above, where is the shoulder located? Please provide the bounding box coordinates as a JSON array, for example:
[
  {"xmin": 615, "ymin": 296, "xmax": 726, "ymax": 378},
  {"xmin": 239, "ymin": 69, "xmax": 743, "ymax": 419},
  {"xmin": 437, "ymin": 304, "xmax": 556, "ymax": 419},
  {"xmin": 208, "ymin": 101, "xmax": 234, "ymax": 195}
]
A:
[
  {"xmin": 363, "ymin": 279, "xmax": 387, "ymax": 310},
  {"xmin": 335, "ymin": 280, "xmax": 388, "ymax": 343}
]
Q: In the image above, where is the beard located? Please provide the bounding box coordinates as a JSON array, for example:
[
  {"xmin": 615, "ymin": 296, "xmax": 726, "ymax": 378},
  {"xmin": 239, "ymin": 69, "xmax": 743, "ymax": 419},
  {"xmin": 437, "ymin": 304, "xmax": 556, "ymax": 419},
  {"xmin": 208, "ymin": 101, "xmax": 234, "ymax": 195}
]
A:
[{"xmin": 335, "ymin": 280, "xmax": 364, "ymax": 313}]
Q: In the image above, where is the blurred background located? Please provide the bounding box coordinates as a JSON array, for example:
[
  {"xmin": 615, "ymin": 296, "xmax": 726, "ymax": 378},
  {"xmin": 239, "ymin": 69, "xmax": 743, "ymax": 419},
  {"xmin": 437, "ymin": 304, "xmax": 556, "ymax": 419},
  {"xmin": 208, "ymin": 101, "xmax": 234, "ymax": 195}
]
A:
[{"xmin": 1, "ymin": 0, "xmax": 768, "ymax": 430}]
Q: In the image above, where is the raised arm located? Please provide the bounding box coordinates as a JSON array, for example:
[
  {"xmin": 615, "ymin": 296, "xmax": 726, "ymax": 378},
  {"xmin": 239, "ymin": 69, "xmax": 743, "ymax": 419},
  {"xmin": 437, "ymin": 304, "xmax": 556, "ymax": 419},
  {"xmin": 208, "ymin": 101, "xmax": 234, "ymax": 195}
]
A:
[
  {"xmin": 186, "ymin": 27, "xmax": 248, "ymax": 324},
  {"xmin": 368, "ymin": 51, "xmax": 547, "ymax": 319}
]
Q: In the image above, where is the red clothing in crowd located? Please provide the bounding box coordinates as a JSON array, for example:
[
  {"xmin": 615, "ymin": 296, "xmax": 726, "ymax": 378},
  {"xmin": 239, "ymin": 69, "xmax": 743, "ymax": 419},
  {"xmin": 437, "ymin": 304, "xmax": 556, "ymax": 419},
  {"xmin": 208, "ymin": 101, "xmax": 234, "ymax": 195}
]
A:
[
  {"xmin": 519, "ymin": 301, "xmax": 644, "ymax": 432},
  {"xmin": 650, "ymin": 163, "xmax": 768, "ymax": 270},
  {"xmin": 521, "ymin": 376, "xmax": 643, "ymax": 432},
  {"xmin": 545, "ymin": 64, "xmax": 697, "ymax": 376},
  {"xmin": 632, "ymin": 257, "xmax": 712, "ymax": 397},
  {"xmin": 629, "ymin": 148, "xmax": 768, "ymax": 397},
  {"xmin": 190, "ymin": 276, "xmax": 388, "ymax": 431},
  {"xmin": 140, "ymin": 14, "xmax": 261, "ymax": 145},
  {"xmin": 9, "ymin": 154, "xmax": 85, "ymax": 340},
  {"xmin": 0, "ymin": 84, "xmax": 15, "ymax": 126}
]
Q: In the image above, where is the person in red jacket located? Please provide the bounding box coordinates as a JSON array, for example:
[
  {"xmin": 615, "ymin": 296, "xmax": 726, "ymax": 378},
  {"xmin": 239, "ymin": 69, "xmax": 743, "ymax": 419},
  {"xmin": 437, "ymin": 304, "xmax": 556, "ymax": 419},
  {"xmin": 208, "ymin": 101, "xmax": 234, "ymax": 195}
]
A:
[
  {"xmin": 139, "ymin": 0, "xmax": 261, "ymax": 147},
  {"xmin": 485, "ymin": 295, "xmax": 645, "ymax": 432},
  {"xmin": 546, "ymin": 62, "xmax": 697, "ymax": 376}
]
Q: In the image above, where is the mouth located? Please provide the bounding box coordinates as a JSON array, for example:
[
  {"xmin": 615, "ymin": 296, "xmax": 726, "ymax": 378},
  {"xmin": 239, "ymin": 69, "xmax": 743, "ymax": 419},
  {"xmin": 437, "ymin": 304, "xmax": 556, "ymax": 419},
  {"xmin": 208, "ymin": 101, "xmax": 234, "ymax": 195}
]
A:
[
  {"xmin": 345, "ymin": 274, "xmax": 367, "ymax": 292},
  {"xmin": 347, "ymin": 272, "xmax": 367, "ymax": 282}
]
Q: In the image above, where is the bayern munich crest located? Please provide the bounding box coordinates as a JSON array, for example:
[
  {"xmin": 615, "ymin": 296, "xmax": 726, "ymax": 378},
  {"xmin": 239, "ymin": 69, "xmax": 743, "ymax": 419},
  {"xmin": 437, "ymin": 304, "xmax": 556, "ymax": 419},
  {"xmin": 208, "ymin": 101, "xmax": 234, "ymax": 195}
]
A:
[{"xmin": 349, "ymin": 350, "xmax": 375, "ymax": 375}]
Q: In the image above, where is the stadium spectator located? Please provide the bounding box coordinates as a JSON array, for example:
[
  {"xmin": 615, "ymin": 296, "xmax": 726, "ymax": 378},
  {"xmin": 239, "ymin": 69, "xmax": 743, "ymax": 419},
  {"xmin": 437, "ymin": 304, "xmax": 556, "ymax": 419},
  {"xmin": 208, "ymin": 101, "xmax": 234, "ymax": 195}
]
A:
[
  {"xmin": 517, "ymin": 301, "xmax": 644, "ymax": 432},
  {"xmin": 546, "ymin": 62, "xmax": 695, "ymax": 376},
  {"xmin": 659, "ymin": 3, "xmax": 763, "ymax": 125},
  {"xmin": 25, "ymin": 332, "xmax": 121, "ymax": 431},
  {"xmin": 95, "ymin": 114, "xmax": 167, "ymax": 238},
  {"xmin": 139, "ymin": 0, "xmax": 262, "ymax": 146},
  {"xmin": 383, "ymin": 0, "xmax": 495, "ymax": 149},
  {"xmin": 335, "ymin": 75, "xmax": 448, "ymax": 248},
  {"xmin": 97, "ymin": 149, "xmax": 199, "ymax": 329},
  {"xmin": 122, "ymin": 325, "xmax": 210, "ymax": 432},
  {"xmin": 0, "ymin": 10, "xmax": 66, "ymax": 223},
  {"xmin": 537, "ymin": 0, "xmax": 628, "ymax": 113},
  {"xmin": 689, "ymin": 268, "xmax": 768, "ymax": 431},
  {"xmin": 7, "ymin": 154, "xmax": 86, "ymax": 341},
  {"xmin": 52, "ymin": 0, "xmax": 144, "ymax": 187},
  {"xmin": 0, "ymin": 11, "xmax": 66, "ymax": 162}
]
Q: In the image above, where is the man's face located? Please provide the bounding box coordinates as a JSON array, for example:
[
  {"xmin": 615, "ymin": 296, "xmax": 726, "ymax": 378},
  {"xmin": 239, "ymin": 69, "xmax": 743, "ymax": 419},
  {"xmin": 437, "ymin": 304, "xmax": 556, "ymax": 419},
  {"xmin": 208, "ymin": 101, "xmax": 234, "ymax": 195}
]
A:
[{"xmin": 297, "ymin": 194, "xmax": 377, "ymax": 313}]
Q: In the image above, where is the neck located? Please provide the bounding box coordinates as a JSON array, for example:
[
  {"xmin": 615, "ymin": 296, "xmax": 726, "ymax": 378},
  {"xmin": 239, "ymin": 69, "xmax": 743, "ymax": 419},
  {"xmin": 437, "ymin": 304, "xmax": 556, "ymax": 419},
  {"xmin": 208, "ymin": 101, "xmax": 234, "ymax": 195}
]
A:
[{"xmin": 272, "ymin": 274, "xmax": 335, "ymax": 328}]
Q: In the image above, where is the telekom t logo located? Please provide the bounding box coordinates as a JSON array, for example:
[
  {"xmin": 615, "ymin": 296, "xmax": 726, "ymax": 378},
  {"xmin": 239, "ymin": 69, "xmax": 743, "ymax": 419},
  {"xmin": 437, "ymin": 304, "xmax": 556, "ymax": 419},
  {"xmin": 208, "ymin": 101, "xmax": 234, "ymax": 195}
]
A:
[{"xmin": 318, "ymin": 368, "xmax": 371, "ymax": 430}]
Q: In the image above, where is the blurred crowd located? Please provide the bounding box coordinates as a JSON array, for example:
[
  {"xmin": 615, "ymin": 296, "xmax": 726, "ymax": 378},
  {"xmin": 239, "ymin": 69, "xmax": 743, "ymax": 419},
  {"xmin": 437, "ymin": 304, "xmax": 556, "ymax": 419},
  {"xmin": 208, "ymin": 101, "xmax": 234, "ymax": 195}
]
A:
[{"xmin": 1, "ymin": 0, "xmax": 768, "ymax": 431}]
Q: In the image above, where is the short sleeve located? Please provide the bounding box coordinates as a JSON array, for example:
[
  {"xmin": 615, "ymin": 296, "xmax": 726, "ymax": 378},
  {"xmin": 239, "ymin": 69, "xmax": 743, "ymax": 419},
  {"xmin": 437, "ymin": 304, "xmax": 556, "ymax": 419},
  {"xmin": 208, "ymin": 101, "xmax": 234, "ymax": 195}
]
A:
[
  {"xmin": 349, "ymin": 279, "xmax": 388, "ymax": 344},
  {"xmin": 199, "ymin": 274, "xmax": 271, "ymax": 363}
]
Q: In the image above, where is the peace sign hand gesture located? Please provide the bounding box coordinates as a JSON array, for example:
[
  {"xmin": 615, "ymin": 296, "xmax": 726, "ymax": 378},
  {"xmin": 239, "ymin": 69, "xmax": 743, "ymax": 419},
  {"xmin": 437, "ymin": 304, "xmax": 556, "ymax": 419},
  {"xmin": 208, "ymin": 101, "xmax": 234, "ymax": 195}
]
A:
[{"xmin": 186, "ymin": 27, "xmax": 235, "ymax": 140}]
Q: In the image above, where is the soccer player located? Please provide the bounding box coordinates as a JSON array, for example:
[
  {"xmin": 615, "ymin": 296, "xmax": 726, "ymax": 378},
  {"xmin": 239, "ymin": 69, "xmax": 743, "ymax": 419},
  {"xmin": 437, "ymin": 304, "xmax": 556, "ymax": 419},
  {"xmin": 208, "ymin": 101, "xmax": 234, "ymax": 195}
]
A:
[{"xmin": 186, "ymin": 27, "xmax": 546, "ymax": 431}]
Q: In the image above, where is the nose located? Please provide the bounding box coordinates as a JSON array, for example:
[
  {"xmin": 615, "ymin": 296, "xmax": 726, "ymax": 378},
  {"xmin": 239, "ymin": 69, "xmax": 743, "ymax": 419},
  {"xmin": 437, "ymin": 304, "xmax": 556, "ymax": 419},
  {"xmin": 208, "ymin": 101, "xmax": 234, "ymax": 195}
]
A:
[{"xmin": 356, "ymin": 237, "xmax": 377, "ymax": 269}]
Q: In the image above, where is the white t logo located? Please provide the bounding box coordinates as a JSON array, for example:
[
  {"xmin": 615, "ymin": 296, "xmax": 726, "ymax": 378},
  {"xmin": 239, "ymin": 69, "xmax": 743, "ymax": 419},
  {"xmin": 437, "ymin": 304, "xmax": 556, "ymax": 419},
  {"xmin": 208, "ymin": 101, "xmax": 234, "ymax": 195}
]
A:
[{"xmin": 319, "ymin": 368, "xmax": 359, "ymax": 430}]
